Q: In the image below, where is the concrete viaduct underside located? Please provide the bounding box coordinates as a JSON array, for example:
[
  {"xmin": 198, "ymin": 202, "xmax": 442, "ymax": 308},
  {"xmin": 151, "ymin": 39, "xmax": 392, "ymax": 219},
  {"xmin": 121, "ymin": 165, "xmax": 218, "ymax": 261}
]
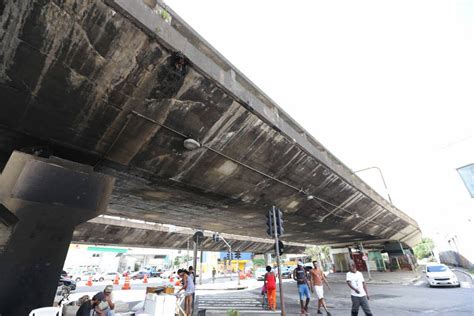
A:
[
  {"xmin": 0, "ymin": 1, "xmax": 421, "ymax": 313},
  {"xmin": 0, "ymin": 0, "xmax": 421, "ymax": 248}
]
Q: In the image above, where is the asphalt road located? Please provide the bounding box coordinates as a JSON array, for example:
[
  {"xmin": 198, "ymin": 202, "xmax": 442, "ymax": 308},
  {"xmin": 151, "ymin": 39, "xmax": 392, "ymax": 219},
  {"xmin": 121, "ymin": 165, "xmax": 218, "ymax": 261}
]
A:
[
  {"xmin": 71, "ymin": 272, "xmax": 474, "ymax": 315},
  {"xmin": 198, "ymin": 278, "xmax": 474, "ymax": 315}
]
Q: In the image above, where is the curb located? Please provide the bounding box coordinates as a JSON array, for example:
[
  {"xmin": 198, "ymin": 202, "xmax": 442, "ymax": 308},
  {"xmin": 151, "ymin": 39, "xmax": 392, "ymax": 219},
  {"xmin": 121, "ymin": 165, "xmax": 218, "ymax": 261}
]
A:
[
  {"xmin": 196, "ymin": 285, "xmax": 248, "ymax": 291},
  {"xmin": 452, "ymin": 269, "xmax": 474, "ymax": 281},
  {"xmin": 327, "ymin": 279, "xmax": 419, "ymax": 285}
]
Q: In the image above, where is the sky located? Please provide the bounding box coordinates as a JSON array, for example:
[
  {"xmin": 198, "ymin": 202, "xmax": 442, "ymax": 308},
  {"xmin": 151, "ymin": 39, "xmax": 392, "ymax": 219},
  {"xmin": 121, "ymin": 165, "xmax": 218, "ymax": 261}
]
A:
[{"xmin": 164, "ymin": 0, "xmax": 473, "ymax": 255}]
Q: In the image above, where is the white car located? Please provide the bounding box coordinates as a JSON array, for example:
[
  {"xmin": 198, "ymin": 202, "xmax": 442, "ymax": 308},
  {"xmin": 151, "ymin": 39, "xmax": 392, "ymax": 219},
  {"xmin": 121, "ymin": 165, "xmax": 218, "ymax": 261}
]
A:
[
  {"xmin": 425, "ymin": 264, "xmax": 460, "ymax": 287},
  {"xmin": 70, "ymin": 271, "xmax": 105, "ymax": 282},
  {"xmin": 255, "ymin": 268, "xmax": 267, "ymax": 281},
  {"xmin": 101, "ymin": 272, "xmax": 121, "ymax": 282}
]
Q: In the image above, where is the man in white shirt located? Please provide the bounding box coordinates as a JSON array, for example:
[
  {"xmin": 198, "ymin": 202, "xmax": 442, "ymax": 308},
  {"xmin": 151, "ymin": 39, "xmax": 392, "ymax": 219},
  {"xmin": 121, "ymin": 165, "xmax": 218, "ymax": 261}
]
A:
[{"xmin": 346, "ymin": 262, "xmax": 372, "ymax": 316}]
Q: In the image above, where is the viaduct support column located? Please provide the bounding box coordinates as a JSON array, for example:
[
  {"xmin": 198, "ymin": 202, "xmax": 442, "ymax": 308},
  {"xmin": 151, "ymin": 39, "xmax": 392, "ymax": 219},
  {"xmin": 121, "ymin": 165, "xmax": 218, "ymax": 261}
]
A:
[{"xmin": 0, "ymin": 151, "xmax": 114, "ymax": 316}]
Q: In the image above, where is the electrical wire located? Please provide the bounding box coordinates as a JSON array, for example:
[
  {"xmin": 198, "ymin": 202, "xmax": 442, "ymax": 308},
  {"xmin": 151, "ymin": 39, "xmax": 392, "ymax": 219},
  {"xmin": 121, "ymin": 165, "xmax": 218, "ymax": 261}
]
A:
[{"xmin": 127, "ymin": 111, "xmax": 407, "ymax": 234}]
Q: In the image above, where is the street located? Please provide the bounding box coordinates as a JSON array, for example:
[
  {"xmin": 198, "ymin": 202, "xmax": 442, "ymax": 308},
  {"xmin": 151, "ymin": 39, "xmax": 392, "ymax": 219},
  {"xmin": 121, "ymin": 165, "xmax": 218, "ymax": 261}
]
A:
[
  {"xmin": 197, "ymin": 278, "xmax": 474, "ymax": 315},
  {"xmin": 68, "ymin": 271, "xmax": 474, "ymax": 315}
]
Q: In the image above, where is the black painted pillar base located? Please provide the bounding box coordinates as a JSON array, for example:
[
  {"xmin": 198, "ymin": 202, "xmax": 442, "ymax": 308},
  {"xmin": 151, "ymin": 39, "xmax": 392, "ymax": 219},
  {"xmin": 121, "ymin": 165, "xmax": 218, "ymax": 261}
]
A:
[{"xmin": 0, "ymin": 151, "xmax": 114, "ymax": 316}]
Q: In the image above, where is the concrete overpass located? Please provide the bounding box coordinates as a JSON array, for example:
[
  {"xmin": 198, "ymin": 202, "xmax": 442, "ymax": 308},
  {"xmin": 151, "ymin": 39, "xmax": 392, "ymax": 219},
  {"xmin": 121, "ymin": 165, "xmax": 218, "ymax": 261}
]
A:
[
  {"xmin": 75, "ymin": 216, "xmax": 308, "ymax": 254},
  {"xmin": 0, "ymin": 0, "xmax": 421, "ymax": 314}
]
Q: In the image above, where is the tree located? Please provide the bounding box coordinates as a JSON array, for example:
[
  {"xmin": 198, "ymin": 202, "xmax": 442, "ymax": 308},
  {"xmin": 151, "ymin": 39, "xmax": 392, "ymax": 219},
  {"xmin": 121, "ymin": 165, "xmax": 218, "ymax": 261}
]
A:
[
  {"xmin": 304, "ymin": 246, "xmax": 332, "ymax": 270},
  {"xmin": 413, "ymin": 238, "xmax": 434, "ymax": 259}
]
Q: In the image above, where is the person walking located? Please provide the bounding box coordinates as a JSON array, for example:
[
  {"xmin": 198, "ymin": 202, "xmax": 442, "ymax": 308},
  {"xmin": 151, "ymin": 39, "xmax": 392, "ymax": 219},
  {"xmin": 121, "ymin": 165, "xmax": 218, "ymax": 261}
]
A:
[
  {"xmin": 293, "ymin": 261, "xmax": 311, "ymax": 314},
  {"xmin": 346, "ymin": 262, "xmax": 372, "ymax": 316},
  {"xmin": 178, "ymin": 269, "xmax": 195, "ymax": 316},
  {"xmin": 212, "ymin": 267, "xmax": 217, "ymax": 283},
  {"xmin": 310, "ymin": 260, "xmax": 331, "ymax": 315},
  {"xmin": 264, "ymin": 265, "xmax": 277, "ymax": 311}
]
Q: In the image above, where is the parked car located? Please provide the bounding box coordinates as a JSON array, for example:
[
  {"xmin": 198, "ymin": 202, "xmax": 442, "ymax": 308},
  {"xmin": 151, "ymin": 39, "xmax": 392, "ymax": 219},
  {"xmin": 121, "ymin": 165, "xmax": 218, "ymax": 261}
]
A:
[
  {"xmin": 255, "ymin": 268, "xmax": 267, "ymax": 281},
  {"xmin": 143, "ymin": 267, "xmax": 162, "ymax": 278},
  {"xmin": 425, "ymin": 263, "xmax": 460, "ymax": 287},
  {"xmin": 93, "ymin": 272, "xmax": 121, "ymax": 282},
  {"xmin": 130, "ymin": 271, "xmax": 150, "ymax": 280},
  {"xmin": 280, "ymin": 266, "xmax": 296, "ymax": 279},
  {"xmin": 149, "ymin": 271, "xmax": 162, "ymax": 278},
  {"xmin": 58, "ymin": 276, "xmax": 76, "ymax": 291},
  {"xmin": 70, "ymin": 271, "xmax": 103, "ymax": 282}
]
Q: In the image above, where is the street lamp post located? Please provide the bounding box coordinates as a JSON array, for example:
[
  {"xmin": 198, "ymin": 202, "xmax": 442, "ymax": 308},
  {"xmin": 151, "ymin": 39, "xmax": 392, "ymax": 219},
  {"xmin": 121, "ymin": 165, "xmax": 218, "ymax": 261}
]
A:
[{"xmin": 353, "ymin": 166, "xmax": 393, "ymax": 204}]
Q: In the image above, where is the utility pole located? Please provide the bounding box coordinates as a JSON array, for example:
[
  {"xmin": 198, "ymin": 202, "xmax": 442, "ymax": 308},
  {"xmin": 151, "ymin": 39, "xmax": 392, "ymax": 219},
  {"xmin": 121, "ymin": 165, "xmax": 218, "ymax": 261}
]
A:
[
  {"xmin": 199, "ymin": 249, "xmax": 204, "ymax": 285},
  {"xmin": 192, "ymin": 231, "xmax": 204, "ymax": 284},
  {"xmin": 272, "ymin": 206, "xmax": 286, "ymax": 316},
  {"xmin": 213, "ymin": 232, "xmax": 233, "ymax": 281},
  {"xmin": 187, "ymin": 237, "xmax": 190, "ymax": 265},
  {"xmin": 192, "ymin": 231, "xmax": 203, "ymax": 313},
  {"xmin": 359, "ymin": 242, "xmax": 371, "ymax": 280}
]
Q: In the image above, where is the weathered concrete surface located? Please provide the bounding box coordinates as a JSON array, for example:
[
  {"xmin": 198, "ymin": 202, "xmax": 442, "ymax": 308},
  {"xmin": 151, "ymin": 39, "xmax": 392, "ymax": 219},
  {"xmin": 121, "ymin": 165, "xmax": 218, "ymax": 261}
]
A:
[
  {"xmin": 0, "ymin": 151, "xmax": 114, "ymax": 315},
  {"xmin": 0, "ymin": 0, "xmax": 421, "ymax": 248},
  {"xmin": 74, "ymin": 216, "xmax": 307, "ymax": 254}
]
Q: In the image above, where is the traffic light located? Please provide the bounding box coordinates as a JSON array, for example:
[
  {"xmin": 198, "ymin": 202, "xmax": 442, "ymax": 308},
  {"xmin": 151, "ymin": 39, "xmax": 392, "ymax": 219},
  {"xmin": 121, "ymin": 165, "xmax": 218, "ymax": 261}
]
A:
[
  {"xmin": 274, "ymin": 240, "xmax": 284, "ymax": 256},
  {"xmin": 193, "ymin": 231, "xmax": 204, "ymax": 243},
  {"xmin": 266, "ymin": 208, "xmax": 274, "ymax": 236},
  {"xmin": 275, "ymin": 208, "xmax": 284, "ymax": 236},
  {"xmin": 235, "ymin": 251, "xmax": 241, "ymax": 260},
  {"xmin": 212, "ymin": 233, "xmax": 220, "ymax": 242}
]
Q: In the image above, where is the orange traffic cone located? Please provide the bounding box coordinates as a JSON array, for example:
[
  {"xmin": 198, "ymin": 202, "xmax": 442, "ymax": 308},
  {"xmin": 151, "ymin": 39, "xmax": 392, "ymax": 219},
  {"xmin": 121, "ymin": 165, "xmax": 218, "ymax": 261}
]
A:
[
  {"xmin": 113, "ymin": 274, "xmax": 120, "ymax": 285},
  {"xmin": 86, "ymin": 275, "xmax": 93, "ymax": 286},
  {"xmin": 143, "ymin": 274, "xmax": 148, "ymax": 284},
  {"xmin": 122, "ymin": 275, "xmax": 131, "ymax": 290}
]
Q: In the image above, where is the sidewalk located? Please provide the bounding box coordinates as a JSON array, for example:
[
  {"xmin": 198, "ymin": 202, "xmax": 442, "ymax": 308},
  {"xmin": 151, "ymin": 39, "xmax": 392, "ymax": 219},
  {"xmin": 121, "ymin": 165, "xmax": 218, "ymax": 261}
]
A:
[{"xmin": 326, "ymin": 269, "xmax": 422, "ymax": 285}]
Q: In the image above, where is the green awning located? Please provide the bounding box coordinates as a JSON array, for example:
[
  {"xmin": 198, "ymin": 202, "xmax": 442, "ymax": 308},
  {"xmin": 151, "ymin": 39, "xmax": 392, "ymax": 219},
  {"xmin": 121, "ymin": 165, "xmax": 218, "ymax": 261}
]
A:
[{"xmin": 87, "ymin": 246, "xmax": 127, "ymax": 253}]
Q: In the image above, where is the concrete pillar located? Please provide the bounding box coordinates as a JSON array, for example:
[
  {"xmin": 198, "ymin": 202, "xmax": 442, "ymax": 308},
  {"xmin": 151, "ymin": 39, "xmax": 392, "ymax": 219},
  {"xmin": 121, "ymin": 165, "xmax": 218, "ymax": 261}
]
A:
[
  {"xmin": 0, "ymin": 151, "xmax": 114, "ymax": 315},
  {"xmin": 360, "ymin": 242, "xmax": 372, "ymax": 280}
]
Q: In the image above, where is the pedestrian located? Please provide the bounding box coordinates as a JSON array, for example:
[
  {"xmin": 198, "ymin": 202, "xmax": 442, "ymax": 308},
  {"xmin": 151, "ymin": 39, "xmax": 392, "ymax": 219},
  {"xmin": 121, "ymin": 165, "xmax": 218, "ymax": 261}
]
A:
[
  {"xmin": 346, "ymin": 261, "xmax": 372, "ymax": 316},
  {"xmin": 178, "ymin": 269, "xmax": 195, "ymax": 316},
  {"xmin": 76, "ymin": 295, "xmax": 101, "ymax": 316},
  {"xmin": 103, "ymin": 285, "xmax": 115, "ymax": 314},
  {"xmin": 293, "ymin": 261, "xmax": 311, "ymax": 314},
  {"xmin": 188, "ymin": 266, "xmax": 195, "ymax": 280},
  {"xmin": 264, "ymin": 265, "xmax": 277, "ymax": 311},
  {"xmin": 92, "ymin": 285, "xmax": 115, "ymax": 316},
  {"xmin": 212, "ymin": 267, "xmax": 217, "ymax": 283},
  {"xmin": 310, "ymin": 260, "xmax": 331, "ymax": 315}
]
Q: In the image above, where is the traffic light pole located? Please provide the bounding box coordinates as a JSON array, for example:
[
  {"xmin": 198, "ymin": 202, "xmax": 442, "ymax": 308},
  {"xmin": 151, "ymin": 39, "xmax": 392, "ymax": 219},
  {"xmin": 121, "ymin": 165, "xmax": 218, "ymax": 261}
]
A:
[
  {"xmin": 220, "ymin": 236, "xmax": 232, "ymax": 281},
  {"xmin": 272, "ymin": 206, "xmax": 286, "ymax": 316},
  {"xmin": 193, "ymin": 238, "xmax": 199, "ymax": 284}
]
